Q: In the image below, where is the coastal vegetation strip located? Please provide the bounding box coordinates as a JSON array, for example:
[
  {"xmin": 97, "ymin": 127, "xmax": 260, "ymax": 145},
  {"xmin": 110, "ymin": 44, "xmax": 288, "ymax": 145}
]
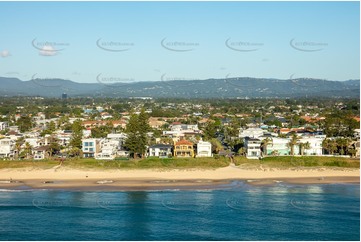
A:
[{"xmin": 0, "ymin": 156, "xmax": 359, "ymax": 170}]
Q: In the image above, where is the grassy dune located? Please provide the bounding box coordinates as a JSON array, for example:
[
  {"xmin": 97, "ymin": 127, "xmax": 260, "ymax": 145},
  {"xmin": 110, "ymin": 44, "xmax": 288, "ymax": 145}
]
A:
[{"xmin": 0, "ymin": 156, "xmax": 359, "ymax": 170}]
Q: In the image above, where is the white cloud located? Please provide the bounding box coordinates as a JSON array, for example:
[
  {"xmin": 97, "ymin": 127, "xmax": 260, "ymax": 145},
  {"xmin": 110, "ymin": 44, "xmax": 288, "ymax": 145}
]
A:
[
  {"xmin": 39, "ymin": 45, "xmax": 57, "ymax": 56},
  {"xmin": 1, "ymin": 50, "xmax": 11, "ymax": 58}
]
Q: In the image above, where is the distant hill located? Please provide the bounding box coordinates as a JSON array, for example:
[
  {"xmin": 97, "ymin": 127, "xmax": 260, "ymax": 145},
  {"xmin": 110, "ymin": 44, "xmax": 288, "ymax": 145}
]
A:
[{"xmin": 0, "ymin": 76, "xmax": 359, "ymax": 99}]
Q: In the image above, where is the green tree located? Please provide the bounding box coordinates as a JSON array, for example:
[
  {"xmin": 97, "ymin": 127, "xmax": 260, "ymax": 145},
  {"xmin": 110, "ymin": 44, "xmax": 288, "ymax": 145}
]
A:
[
  {"xmin": 16, "ymin": 116, "xmax": 33, "ymax": 132},
  {"xmin": 299, "ymin": 141, "xmax": 311, "ymax": 156},
  {"xmin": 238, "ymin": 147, "xmax": 246, "ymax": 156},
  {"xmin": 69, "ymin": 120, "xmax": 83, "ymax": 149},
  {"xmin": 261, "ymin": 137, "xmax": 273, "ymax": 156},
  {"xmin": 210, "ymin": 138, "xmax": 223, "ymax": 154},
  {"xmin": 336, "ymin": 137, "xmax": 350, "ymax": 155},
  {"xmin": 24, "ymin": 142, "xmax": 32, "ymax": 159},
  {"xmin": 287, "ymin": 134, "xmax": 299, "ymax": 156},
  {"xmin": 202, "ymin": 121, "xmax": 217, "ymax": 140},
  {"xmin": 124, "ymin": 110, "xmax": 150, "ymax": 158},
  {"xmin": 322, "ymin": 139, "xmax": 337, "ymax": 155}
]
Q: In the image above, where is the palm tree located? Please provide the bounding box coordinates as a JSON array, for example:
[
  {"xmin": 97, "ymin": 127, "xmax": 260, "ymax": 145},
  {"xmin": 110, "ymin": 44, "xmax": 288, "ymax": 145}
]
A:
[
  {"xmin": 24, "ymin": 142, "xmax": 32, "ymax": 159},
  {"xmin": 287, "ymin": 134, "xmax": 299, "ymax": 156},
  {"xmin": 299, "ymin": 141, "xmax": 311, "ymax": 156},
  {"xmin": 303, "ymin": 141, "xmax": 311, "ymax": 155},
  {"xmin": 15, "ymin": 140, "xmax": 22, "ymax": 160},
  {"xmin": 336, "ymin": 138, "xmax": 350, "ymax": 155},
  {"xmin": 261, "ymin": 137, "xmax": 273, "ymax": 157},
  {"xmin": 322, "ymin": 139, "xmax": 337, "ymax": 155}
]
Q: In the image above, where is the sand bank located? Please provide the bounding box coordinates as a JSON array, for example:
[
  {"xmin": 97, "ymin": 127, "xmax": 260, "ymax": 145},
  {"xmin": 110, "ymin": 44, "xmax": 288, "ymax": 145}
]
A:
[{"xmin": 0, "ymin": 165, "xmax": 359, "ymax": 191}]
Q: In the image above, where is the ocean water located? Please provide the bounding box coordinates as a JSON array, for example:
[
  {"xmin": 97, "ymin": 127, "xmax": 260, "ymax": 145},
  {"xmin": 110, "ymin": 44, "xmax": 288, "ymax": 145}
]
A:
[{"xmin": 0, "ymin": 182, "xmax": 359, "ymax": 241}]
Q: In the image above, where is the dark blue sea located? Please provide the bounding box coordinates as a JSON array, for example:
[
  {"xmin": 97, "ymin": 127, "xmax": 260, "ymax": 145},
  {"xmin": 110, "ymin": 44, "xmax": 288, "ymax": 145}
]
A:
[{"xmin": 0, "ymin": 182, "xmax": 359, "ymax": 241}]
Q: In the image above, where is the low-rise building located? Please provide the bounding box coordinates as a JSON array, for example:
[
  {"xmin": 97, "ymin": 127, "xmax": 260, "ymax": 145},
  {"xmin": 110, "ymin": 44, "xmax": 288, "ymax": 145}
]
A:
[
  {"xmin": 148, "ymin": 144, "xmax": 173, "ymax": 158},
  {"xmin": 82, "ymin": 138, "xmax": 101, "ymax": 158},
  {"xmin": 244, "ymin": 137, "xmax": 261, "ymax": 159},
  {"xmin": 0, "ymin": 122, "xmax": 8, "ymax": 131},
  {"xmin": 197, "ymin": 140, "xmax": 212, "ymax": 157},
  {"xmin": 174, "ymin": 140, "xmax": 194, "ymax": 157},
  {"xmin": 0, "ymin": 138, "xmax": 15, "ymax": 158},
  {"xmin": 95, "ymin": 139, "xmax": 120, "ymax": 160},
  {"xmin": 239, "ymin": 128, "xmax": 265, "ymax": 139}
]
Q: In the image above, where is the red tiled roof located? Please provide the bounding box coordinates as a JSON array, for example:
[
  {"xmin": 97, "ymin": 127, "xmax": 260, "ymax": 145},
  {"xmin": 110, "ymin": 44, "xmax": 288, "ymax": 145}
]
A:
[{"xmin": 175, "ymin": 139, "xmax": 193, "ymax": 146}]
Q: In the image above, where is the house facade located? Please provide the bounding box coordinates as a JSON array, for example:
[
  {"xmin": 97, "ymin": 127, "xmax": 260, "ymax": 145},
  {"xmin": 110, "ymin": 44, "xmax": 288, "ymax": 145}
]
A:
[
  {"xmin": 298, "ymin": 136, "xmax": 325, "ymax": 155},
  {"xmin": 197, "ymin": 140, "xmax": 212, "ymax": 157},
  {"xmin": 82, "ymin": 138, "xmax": 100, "ymax": 158},
  {"xmin": 149, "ymin": 144, "xmax": 173, "ymax": 158},
  {"xmin": 239, "ymin": 128, "xmax": 265, "ymax": 139},
  {"xmin": 264, "ymin": 135, "xmax": 325, "ymax": 156},
  {"xmin": 265, "ymin": 137, "xmax": 290, "ymax": 155},
  {"xmin": 0, "ymin": 122, "xmax": 8, "ymax": 131},
  {"xmin": 244, "ymin": 137, "xmax": 262, "ymax": 159},
  {"xmin": 174, "ymin": 140, "xmax": 194, "ymax": 157},
  {"xmin": 0, "ymin": 138, "xmax": 15, "ymax": 158},
  {"xmin": 95, "ymin": 139, "xmax": 119, "ymax": 160}
]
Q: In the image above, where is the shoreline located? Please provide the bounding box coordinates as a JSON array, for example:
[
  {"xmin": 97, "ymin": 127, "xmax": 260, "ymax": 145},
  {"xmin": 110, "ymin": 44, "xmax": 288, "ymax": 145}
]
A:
[{"xmin": 0, "ymin": 166, "xmax": 359, "ymax": 191}]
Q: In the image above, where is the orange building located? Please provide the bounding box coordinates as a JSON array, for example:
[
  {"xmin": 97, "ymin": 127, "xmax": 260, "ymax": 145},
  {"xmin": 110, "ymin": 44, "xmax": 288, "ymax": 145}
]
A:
[{"xmin": 174, "ymin": 140, "xmax": 194, "ymax": 157}]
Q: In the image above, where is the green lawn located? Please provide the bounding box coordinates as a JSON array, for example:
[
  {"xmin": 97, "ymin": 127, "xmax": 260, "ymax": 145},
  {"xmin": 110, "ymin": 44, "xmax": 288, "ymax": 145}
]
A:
[
  {"xmin": 0, "ymin": 156, "xmax": 359, "ymax": 170},
  {"xmin": 234, "ymin": 156, "xmax": 360, "ymax": 168}
]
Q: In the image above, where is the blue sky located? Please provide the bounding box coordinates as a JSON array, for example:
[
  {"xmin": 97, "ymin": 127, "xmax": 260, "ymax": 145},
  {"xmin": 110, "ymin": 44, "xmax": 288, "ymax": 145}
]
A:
[{"xmin": 0, "ymin": 1, "xmax": 359, "ymax": 84}]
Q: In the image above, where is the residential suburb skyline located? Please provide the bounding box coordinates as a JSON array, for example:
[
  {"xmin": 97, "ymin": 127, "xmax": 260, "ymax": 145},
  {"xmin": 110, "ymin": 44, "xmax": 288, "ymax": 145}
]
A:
[{"xmin": 0, "ymin": 1, "xmax": 359, "ymax": 84}]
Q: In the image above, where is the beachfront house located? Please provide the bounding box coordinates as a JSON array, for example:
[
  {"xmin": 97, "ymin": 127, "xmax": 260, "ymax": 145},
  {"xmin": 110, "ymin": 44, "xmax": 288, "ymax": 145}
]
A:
[
  {"xmin": 174, "ymin": 139, "xmax": 194, "ymax": 157},
  {"xmin": 263, "ymin": 135, "xmax": 325, "ymax": 156},
  {"xmin": 264, "ymin": 137, "xmax": 290, "ymax": 156},
  {"xmin": 197, "ymin": 140, "xmax": 212, "ymax": 157},
  {"xmin": 0, "ymin": 138, "xmax": 15, "ymax": 158},
  {"xmin": 148, "ymin": 144, "xmax": 173, "ymax": 158},
  {"xmin": 299, "ymin": 136, "xmax": 325, "ymax": 155},
  {"xmin": 95, "ymin": 139, "xmax": 119, "ymax": 160},
  {"xmin": 32, "ymin": 146, "xmax": 50, "ymax": 160},
  {"xmin": 82, "ymin": 138, "xmax": 101, "ymax": 158},
  {"xmin": 244, "ymin": 137, "xmax": 261, "ymax": 159},
  {"xmin": 0, "ymin": 122, "xmax": 8, "ymax": 131}
]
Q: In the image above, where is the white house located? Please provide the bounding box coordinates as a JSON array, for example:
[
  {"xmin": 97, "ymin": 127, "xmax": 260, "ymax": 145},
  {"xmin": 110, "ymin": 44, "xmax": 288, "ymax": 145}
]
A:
[
  {"xmin": 244, "ymin": 137, "xmax": 262, "ymax": 159},
  {"xmin": 107, "ymin": 133, "xmax": 127, "ymax": 147},
  {"xmin": 197, "ymin": 140, "xmax": 212, "ymax": 157},
  {"xmin": 0, "ymin": 122, "xmax": 8, "ymax": 131},
  {"xmin": 299, "ymin": 136, "xmax": 325, "ymax": 155},
  {"xmin": 148, "ymin": 144, "xmax": 173, "ymax": 158},
  {"xmin": 264, "ymin": 137, "xmax": 290, "ymax": 156},
  {"xmin": 239, "ymin": 128, "xmax": 265, "ymax": 139},
  {"xmin": 264, "ymin": 135, "xmax": 325, "ymax": 156},
  {"xmin": 95, "ymin": 139, "xmax": 120, "ymax": 160},
  {"xmin": 82, "ymin": 138, "xmax": 100, "ymax": 158},
  {"xmin": 163, "ymin": 123, "xmax": 201, "ymax": 138},
  {"xmin": 0, "ymin": 138, "xmax": 15, "ymax": 158}
]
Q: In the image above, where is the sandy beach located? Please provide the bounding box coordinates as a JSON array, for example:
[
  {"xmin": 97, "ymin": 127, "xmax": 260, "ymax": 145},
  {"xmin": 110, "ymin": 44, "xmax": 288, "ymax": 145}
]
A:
[{"xmin": 0, "ymin": 165, "xmax": 359, "ymax": 191}]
